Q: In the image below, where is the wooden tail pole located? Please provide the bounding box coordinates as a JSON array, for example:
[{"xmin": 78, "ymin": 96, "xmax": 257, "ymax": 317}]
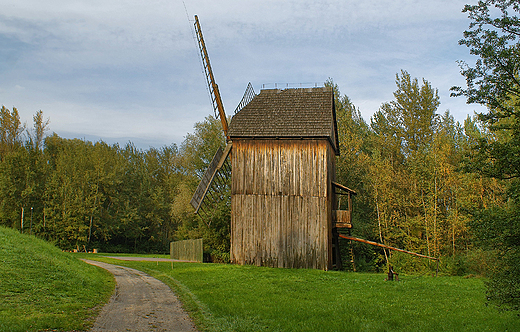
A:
[
  {"xmin": 193, "ymin": 15, "xmax": 229, "ymax": 140},
  {"xmin": 338, "ymin": 234, "xmax": 439, "ymax": 274}
]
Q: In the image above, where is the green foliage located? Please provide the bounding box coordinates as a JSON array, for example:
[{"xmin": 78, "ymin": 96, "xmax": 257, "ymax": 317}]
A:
[
  {"xmin": 0, "ymin": 106, "xmax": 24, "ymax": 159},
  {"xmin": 174, "ymin": 116, "xmax": 230, "ymax": 261},
  {"xmin": 374, "ymin": 70, "xmax": 440, "ymax": 158},
  {"xmin": 452, "ymin": 0, "xmax": 520, "ymax": 311},
  {"xmin": 0, "ymin": 226, "xmax": 114, "ymax": 331},
  {"xmin": 452, "ymin": 0, "xmax": 520, "ymax": 119},
  {"xmin": 0, "ymin": 108, "xmax": 232, "ymax": 256},
  {"xmin": 469, "ymin": 197, "xmax": 520, "ymax": 310},
  {"xmin": 326, "ymin": 74, "xmax": 501, "ymax": 275}
]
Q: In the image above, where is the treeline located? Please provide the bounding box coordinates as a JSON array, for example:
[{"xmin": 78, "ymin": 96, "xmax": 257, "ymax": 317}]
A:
[
  {"xmin": 0, "ymin": 73, "xmax": 512, "ymax": 274},
  {"xmin": 0, "ymin": 72, "xmax": 503, "ymax": 270},
  {"xmin": 0, "ymin": 105, "xmax": 229, "ymax": 258},
  {"xmin": 328, "ymin": 72, "xmax": 503, "ymax": 274}
]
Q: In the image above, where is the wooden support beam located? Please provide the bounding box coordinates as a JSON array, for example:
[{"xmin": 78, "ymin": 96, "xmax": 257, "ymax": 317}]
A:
[
  {"xmin": 332, "ymin": 181, "xmax": 357, "ymax": 195},
  {"xmin": 338, "ymin": 234, "xmax": 439, "ymax": 261}
]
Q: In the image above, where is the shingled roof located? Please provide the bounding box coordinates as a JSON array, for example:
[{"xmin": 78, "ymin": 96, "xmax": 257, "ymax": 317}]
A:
[{"xmin": 228, "ymin": 87, "xmax": 339, "ymax": 155}]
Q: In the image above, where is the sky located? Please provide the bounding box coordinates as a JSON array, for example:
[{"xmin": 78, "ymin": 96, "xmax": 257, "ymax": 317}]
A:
[{"xmin": 0, "ymin": 0, "xmax": 486, "ymax": 150}]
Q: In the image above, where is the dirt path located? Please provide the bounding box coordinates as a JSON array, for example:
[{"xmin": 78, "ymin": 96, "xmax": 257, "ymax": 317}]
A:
[
  {"xmin": 83, "ymin": 260, "xmax": 198, "ymax": 332},
  {"xmin": 102, "ymin": 256, "xmax": 195, "ymax": 263}
]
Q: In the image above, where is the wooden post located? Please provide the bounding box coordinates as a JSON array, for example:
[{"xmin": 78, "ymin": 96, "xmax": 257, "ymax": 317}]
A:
[
  {"xmin": 20, "ymin": 207, "xmax": 24, "ymax": 233},
  {"xmin": 348, "ymin": 228, "xmax": 356, "ymax": 272},
  {"xmin": 332, "ymin": 229, "xmax": 342, "ymax": 270}
]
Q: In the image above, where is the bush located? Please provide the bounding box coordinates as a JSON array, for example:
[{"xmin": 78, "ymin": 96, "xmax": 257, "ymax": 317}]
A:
[{"xmin": 389, "ymin": 252, "xmax": 437, "ymax": 275}]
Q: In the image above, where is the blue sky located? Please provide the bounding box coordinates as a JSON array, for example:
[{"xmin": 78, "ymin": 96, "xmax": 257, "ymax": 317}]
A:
[{"xmin": 0, "ymin": 0, "xmax": 485, "ymax": 150}]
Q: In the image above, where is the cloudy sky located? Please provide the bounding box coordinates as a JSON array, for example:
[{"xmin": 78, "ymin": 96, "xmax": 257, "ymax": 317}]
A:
[{"xmin": 1, "ymin": 0, "xmax": 485, "ymax": 150}]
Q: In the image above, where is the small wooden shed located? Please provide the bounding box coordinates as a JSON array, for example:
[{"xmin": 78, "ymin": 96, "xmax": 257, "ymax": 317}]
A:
[{"xmin": 228, "ymin": 87, "xmax": 345, "ymax": 270}]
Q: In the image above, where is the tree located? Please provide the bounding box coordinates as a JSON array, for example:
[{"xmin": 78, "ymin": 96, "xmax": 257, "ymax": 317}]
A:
[
  {"xmin": 28, "ymin": 110, "xmax": 50, "ymax": 151},
  {"xmin": 370, "ymin": 71, "xmax": 441, "ymax": 256},
  {"xmin": 43, "ymin": 137, "xmax": 97, "ymax": 248},
  {"xmin": 375, "ymin": 70, "xmax": 440, "ymax": 159},
  {"xmin": 452, "ymin": 0, "xmax": 520, "ymax": 310},
  {"xmin": 174, "ymin": 116, "xmax": 230, "ymax": 262},
  {"xmin": 0, "ymin": 110, "xmax": 48, "ymax": 233},
  {"xmin": 0, "ymin": 106, "xmax": 25, "ymax": 159}
]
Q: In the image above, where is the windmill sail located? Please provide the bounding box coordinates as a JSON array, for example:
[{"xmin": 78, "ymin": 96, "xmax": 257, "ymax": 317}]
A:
[
  {"xmin": 194, "ymin": 15, "xmax": 229, "ymax": 140},
  {"xmin": 191, "ymin": 17, "xmax": 257, "ymax": 224},
  {"xmin": 190, "ymin": 143, "xmax": 232, "ymax": 225}
]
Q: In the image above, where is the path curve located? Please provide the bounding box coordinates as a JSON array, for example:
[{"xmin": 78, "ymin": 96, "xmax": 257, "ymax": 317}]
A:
[{"xmin": 83, "ymin": 260, "xmax": 198, "ymax": 332}]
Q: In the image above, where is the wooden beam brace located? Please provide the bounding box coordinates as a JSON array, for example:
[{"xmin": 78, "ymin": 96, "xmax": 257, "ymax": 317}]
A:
[
  {"xmin": 338, "ymin": 234, "xmax": 439, "ymax": 261},
  {"xmin": 332, "ymin": 181, "xmax": 357, "ymax": 195}
]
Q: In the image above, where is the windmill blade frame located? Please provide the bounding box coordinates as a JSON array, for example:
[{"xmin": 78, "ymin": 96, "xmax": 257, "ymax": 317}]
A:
[{"xmin": 190, "ymin": 143, "xmax": 232, "ymax": 226}]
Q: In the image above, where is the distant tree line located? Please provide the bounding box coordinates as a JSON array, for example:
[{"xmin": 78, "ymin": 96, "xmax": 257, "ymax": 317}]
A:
[
  {"xmin": 329, "ymin": 73, "xmax": 503, "ymax": 274},
  {"xmin": 0, "ymin": 106, "xmax": 229, "ymax": 260}
]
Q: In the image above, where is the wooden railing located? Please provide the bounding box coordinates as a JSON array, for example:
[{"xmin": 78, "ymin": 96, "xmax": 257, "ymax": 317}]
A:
[{"xmin": 333, "ymin": 210, "xmax": 352, "ymax": 228}]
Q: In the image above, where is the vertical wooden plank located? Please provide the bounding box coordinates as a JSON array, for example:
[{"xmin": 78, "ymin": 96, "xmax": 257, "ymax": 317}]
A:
[
  {"xmin": 248, "ymin": 194, "xmax": 253, "ymax": 264},
  {"xmin": 283, "ymin": 194, "xmax": 290, "ymax": 268},
  {"xmin": 278, "ymin": 194, "xmax": 284, "ymax": 268},
  {"xmin": 263, "ymin": 193, "xmax": 269, "ymax": 266},
  {"xmin": 256, "ymin": 193, "xmax": 261, "ymax": 266},
  {"xmin": 236, "ymin": 195, "xmax": 242, "ymax": 263},
  {"xmin": 291, "ymin": 145, "xmax": 297, "ymax": 196},
  {"xmin": 299, "ymin": 195, "xmax": 305, "ymax": 268},
  {"xmin": 261, "ymin": 142, "xmax": 267, "ymax": 196}
]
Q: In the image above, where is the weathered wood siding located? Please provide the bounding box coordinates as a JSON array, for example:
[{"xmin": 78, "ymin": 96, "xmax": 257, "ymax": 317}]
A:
[
  {"xmin": 231, "ymin": 139, "xmax": 335, "ymax": 270},
  {"xmin": 170, "ymin": 239, "xmax": 203, "ymax": 262}
]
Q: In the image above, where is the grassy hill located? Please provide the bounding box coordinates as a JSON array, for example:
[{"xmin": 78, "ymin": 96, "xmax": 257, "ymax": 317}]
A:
[{"xmin": 0, "ymin": 226, "xmax": 114, "ymax": 332}]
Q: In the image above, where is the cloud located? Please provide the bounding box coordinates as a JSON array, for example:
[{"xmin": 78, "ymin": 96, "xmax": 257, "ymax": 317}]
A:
[{"xmin": 0, "ymin": 0, "xmax": 485, "ymax": 149}]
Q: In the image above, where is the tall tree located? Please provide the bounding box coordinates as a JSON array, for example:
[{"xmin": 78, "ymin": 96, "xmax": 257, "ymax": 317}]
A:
[
  {"xmin": 28, "ymin": 110, "xmax": 50, "ymax": 151},
  {"xmin": 0, "ymin": 110, "xmax": 48, "ymax": 232},
  {"xmin": 452, "ymin": 0, "xmax": 520, "ymax": 310},
  {"xmin": 0, "ymin": 106, "xmax": 25, "ymax": 159},
  {"xmin": 370, "ymin": 70, "xmax": 440, "ymax": 256}
]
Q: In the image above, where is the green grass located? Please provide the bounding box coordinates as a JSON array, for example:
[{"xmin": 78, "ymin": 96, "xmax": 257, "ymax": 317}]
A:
[
  {"xmin": 79, "ymin": 254, "xmax": 520, "ymax": 332},
  {"xmin": 0, "ymin": 227, "xmax": 115, "ymax": 332},
  {"xmin": 96, "ymin": 252, "xmax": 170, "ymax": 258}
]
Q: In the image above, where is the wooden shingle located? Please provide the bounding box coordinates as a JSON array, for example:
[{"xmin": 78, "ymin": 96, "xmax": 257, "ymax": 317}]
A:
[{"xmin": 228, "ymin": 87, "xmax": 339, "ymax": 155}]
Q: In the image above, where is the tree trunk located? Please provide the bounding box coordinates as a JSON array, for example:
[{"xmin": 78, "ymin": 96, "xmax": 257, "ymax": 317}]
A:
[{"xmin": 376, "ymin": 198, "xmax": 389, "ymax": 264}]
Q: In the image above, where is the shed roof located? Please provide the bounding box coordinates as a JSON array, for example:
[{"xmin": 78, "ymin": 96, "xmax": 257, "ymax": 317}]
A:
[{"xmin": 228, "ymin": 87, "xmax": 339, "ymax": 155}]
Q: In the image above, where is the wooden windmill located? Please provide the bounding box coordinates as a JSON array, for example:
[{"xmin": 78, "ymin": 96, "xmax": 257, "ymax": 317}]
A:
[
  {"xmin": 227, "ymin": 87, "xmax": 358, "ymax": 270},
  {"xmin": 189, "ymin": 16, "xmax": 358, "ymax": 270}
]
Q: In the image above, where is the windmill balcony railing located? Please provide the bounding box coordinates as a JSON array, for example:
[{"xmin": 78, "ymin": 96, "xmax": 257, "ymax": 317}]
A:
[{"xmin": 333, "ymin": 210, "xmax": 352, "ymax": 228}]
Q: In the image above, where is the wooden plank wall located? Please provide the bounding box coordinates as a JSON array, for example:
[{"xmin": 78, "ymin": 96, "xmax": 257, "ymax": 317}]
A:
[
  {"xmin": 170, "ymin": 238, "xmax": 203, "ymax": 262},
  {"xmin": 231, "ymin": 139, "xmax": 335, "ymax": 270}
]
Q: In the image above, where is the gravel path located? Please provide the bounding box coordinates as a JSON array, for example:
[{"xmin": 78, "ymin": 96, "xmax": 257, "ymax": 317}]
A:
[{"xmin": 83, "ymin": 260, "xmax": 198, "ymax": 332}]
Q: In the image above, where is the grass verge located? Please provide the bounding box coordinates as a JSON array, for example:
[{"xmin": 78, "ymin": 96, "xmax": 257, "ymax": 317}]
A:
[
  {"xmin": 0, "ymin": 227, "xmax": 115, "ymax": 332},
  {"xmin": 79, "ymin": 254, "xmax": 520, "ymax": 332}
]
